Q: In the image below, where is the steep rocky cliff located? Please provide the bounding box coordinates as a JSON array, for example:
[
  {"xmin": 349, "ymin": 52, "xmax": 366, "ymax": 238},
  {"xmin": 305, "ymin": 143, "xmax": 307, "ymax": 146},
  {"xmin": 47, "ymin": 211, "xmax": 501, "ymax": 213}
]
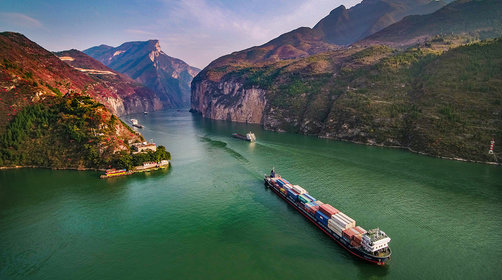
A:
[
  {"xmin": 191, "ymin": 0, "xmax": 502, "ymax": 163},
  {"xmin": 55, "ymin": 49, "xmax": 162, "ymax": 116},
  {"xmin": 191, "ymin": 78, "xmax": 266, "ymax": 123},
  {"xmin": 191, "ymin": 0, "xmax": 451, "ymax": 122},
  {"xmin": 84, "ymin": 40, "xmax": 199, "ymax": 108}
]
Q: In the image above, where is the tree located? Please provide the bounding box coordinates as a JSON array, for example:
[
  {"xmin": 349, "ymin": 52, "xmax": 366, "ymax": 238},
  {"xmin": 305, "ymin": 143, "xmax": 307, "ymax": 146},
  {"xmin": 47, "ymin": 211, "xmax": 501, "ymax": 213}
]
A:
[{"xmin": 155, "ymin": 145, "xmax": 171, "ymax": 161}]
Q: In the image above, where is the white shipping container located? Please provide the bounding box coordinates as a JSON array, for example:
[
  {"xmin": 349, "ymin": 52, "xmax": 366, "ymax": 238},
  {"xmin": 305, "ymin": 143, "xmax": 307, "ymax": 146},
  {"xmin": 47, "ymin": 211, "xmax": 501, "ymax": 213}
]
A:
[
  {"xmin": 330, "ymin": 216, "xmax": 351, "ymax": 228},
  {"xmin": 333, "ymin": 212, "xmax": 355, "ymax": 227},
  {"xmin": 329, "ymin": 216, "xmax": 347, "ymax": 226},
  {"xmin": 338, "ymin": 212, "xmax": 355, "ymax": 224},
  {"xmin": 329, "ymin": 218, "xmax": 351, "ymax": 230},
  {"xmin": 332, "ymin": 213, "xmax": 351, "ymax": 224},
  {"xmin": 331, "ymin": 218, "xmax": 348, "ymax": 227},
  {"xmin": 328, "ymin": 222, "xmax": 343, "ymax": 236}
]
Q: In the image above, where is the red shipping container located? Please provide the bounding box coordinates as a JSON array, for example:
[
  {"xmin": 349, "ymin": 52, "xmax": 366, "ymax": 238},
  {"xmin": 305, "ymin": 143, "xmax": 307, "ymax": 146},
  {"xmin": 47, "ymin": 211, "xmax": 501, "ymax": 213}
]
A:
[
  {"xmin": 319, "ymin": 204, "xmax": 339, "ymax": 217},
  {"xmin": 343, "ymin": 228, "xmax": 360, "ymax": 240}
]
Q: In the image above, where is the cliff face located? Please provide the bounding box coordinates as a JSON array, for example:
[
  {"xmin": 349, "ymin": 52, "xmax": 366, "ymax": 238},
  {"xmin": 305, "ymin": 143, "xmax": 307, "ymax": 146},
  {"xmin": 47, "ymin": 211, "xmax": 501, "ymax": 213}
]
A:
[
  {"xmin": 191, "ymin": 0, "xmax": 452, "ymax": 121},
  {"xmin": 191, "ymin": 0, "xmax": 502, "ymax": 163},
  {"xmin": 191, "ymin": 78, "xmax": 266, "ymax": 124},
  {"xmin": 55, "ymin": 49, "xmax": 162, "ymax": 116},
  {"xmin": 84, "ymin": 40, "xmax": 199, "ymax": 108}
]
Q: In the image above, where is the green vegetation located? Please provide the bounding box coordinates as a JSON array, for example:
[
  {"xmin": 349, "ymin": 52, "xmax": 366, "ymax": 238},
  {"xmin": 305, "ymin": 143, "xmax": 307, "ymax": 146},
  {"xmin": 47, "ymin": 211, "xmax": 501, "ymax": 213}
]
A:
[
  {"xmin": 216, "ymin": 36, "xmax": 502, "ymax": 162},
  {"xmin": 0, "ymin": 94, "xmax": 145, "ymax": 169},
  {"xmin": 0, "ymin": 93, "xmax": 172, "ymax": 169},
  {"xmin": 114, "ymin": 146, "xmax": 171, "ymax": 170},
  {"xmin": 45, "ymin": 83, "xmax": 63, "ymax": 96}
]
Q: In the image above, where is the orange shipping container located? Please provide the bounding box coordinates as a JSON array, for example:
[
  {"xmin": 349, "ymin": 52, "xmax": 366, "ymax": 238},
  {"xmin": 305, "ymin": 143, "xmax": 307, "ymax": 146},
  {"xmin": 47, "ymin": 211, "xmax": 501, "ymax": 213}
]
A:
[
  {"xmin": 342, "ymin": 227, "xmax": 360, "ymax": 240},
  {"xmin": 354, "ymin": 234, "xmax": 363, "ymax": 244},
  {"xmin": 354, "ymin": 226, "xmax": 367, "ymax": 235}
]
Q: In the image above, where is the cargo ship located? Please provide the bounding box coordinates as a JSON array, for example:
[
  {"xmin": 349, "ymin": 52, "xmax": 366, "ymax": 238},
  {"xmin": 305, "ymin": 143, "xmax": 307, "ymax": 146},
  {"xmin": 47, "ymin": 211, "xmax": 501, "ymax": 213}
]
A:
[
  {"xmin": 232, "ymin": 132, "xmax": 256, "ymax": 142},
  {"xmin": 264, "ymin": 171, "xmax": 392, "ymax": 265}
]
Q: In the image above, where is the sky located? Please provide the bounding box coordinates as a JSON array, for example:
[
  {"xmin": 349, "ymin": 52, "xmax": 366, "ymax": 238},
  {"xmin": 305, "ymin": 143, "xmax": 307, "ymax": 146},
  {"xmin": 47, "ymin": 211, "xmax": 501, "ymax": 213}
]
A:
[{"xmin": 0, "ymin": 0, "xmax": 361, "ymax": 69}]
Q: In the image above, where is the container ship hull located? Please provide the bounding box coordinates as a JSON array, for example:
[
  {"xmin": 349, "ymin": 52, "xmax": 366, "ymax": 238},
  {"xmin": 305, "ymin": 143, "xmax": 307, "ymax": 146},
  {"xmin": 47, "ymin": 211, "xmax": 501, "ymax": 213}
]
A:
[{"xmin": 264, "ymin": 176, "xmax": 391, "ymax": 265}]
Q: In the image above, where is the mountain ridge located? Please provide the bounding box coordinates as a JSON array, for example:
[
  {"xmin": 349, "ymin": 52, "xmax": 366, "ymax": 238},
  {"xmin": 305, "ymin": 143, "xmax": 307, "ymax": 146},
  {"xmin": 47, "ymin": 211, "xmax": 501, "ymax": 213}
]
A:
[
  {"xmin": 54, "ymin": 49, "xmax": 163, "ymax": 115},
  {"xmin": 190, "ymin": 0, "xmax": 502, "ymax": 163},
  {"xmin": 201, "ymin": 0, "xmax": 449, "ymax": 70},
  {"xmin": 85, "ymin": 40, "xmax": 200, "ymax": 108},
  {"xmin": 360, "ymin": 0, "xmax": 502, "ymax": 47}
]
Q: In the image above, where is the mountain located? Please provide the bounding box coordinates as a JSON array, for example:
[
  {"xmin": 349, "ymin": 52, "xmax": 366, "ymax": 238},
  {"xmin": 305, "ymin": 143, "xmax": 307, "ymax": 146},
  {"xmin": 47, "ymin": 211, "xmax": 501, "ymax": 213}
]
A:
[
  {"xmin": 84, "ymin": 40, "xmax": 200, "ymax": 108},
  {"xmin": 191, "ymin": 0, "xmax": 502, "ymax": 163},
  {"xmin": 0, "ymin": 32, "xmax": 145, "ymax": 169},
  {"xmin": 203, "ymin": 0, "xmax": 448, "ymax": 68},
  {"xmin": 361, "ymin": 0, "xmax": 502, "ymax": 47},
  {"xmin": 54, "ymin": 49, "xmax": 162, "ymax": 115},
  {"xmin": 313, "ymin": 0, "xmax": 449, "ymax": 45}
]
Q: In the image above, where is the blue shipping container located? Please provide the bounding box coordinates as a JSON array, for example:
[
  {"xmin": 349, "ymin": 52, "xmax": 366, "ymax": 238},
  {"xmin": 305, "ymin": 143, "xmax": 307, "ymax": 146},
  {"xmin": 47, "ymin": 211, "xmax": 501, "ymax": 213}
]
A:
[
  {"xmin": 314, "ymin": 211, "xmax": 330, "ymax": 226},
  {"xmin": 287, "ymin": 189, "xmax": 298, "ymax": 200},
  {"xmin": 304, "ymin": 194, "xmax": 316, "ymax": 201}
]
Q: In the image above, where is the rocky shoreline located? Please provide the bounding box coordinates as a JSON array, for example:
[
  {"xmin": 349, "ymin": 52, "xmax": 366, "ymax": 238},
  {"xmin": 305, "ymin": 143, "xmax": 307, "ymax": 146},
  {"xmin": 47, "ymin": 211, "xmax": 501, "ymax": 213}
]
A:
[{"xmin": 317, "ymin": 136, "xmax": 501, "ymax": 166}]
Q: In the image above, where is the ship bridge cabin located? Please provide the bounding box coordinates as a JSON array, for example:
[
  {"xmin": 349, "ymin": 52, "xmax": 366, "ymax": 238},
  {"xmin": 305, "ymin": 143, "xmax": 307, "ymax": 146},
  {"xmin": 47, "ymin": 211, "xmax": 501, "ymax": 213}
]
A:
[{"xmin": 362, "ymin": 228, "xmax": 391, "ymax": 253}]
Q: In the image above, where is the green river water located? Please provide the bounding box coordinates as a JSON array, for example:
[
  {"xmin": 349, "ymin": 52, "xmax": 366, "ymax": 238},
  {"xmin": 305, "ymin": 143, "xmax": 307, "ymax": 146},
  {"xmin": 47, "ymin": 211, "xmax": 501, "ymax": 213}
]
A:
[{"xmin": 1, "ymin": 110, "xmax": 501, "ymax": 279}]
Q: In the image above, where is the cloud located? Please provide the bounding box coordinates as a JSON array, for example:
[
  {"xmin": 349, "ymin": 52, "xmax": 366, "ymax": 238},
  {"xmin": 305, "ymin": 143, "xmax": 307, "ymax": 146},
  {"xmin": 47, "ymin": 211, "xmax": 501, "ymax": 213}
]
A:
[
  {"xmin": 126, "ymin": 29, "xmax": 157, "ymax": 36},
  {"xmin": 153, "ymin": 0, "xmax": 361, "ymax": 68},
  {"xmin": 0, "ymin": 12, "xmax": 43, "ymax": 28}
]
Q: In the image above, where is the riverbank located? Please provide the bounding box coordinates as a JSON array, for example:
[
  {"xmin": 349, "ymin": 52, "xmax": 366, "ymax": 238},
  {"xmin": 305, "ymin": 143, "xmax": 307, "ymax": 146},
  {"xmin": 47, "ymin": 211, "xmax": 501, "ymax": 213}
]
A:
[
  {"xmin": 317, "ymin": 136, "xmax": 501, "ymax": 166},
  {"xmin": 0, "ymin": 165, "xmax": 106, "ymax": 171},
  {"xmin": 0, "ymin": 160, "xmax": 172, "ymax": 174}
]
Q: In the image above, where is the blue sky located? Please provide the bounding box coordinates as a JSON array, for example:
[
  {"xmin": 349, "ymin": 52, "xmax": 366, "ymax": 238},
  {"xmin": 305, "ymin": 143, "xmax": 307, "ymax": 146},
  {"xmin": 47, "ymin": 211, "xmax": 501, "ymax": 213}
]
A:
[{"xmin": 0, "ymin": 0, "xmax": 361, "ymax": 68}]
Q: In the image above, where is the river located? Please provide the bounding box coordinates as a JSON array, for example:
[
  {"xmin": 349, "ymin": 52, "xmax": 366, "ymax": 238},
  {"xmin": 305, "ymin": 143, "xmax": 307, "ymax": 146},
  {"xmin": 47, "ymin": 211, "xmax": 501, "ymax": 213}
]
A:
[{"xmin": 1, "ymin": 110, "xmax": 501, "ymax": 279}]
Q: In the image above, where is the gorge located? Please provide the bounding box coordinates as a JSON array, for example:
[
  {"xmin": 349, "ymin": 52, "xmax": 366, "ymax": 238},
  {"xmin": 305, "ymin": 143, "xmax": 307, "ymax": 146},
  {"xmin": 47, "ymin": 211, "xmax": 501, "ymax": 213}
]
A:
[{"xmin": 190, "ymin": 0, "xmax": 502, "ymax": 163}]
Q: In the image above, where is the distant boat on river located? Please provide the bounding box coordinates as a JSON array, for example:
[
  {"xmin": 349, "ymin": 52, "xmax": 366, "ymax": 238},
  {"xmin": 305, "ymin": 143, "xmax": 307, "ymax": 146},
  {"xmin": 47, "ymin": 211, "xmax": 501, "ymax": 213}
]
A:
[
  {"xmin": 130, "ymin": 118, "xmax": 144, "ymax": 128},
  {"xmin": 232, "ymin": 132, "xmax": 256, "ymax": 142}
]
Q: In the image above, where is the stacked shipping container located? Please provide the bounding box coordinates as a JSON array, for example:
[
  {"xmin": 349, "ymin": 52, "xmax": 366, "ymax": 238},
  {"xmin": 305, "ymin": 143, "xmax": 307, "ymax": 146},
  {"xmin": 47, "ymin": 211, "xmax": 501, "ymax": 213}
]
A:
[
  {"xmin": 272, "ymin": 176, "xmax": 362, "ymax": 243},
  {"xmin": 266, "ymin": 175, "xmax": 391, "ymax": 263}
]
